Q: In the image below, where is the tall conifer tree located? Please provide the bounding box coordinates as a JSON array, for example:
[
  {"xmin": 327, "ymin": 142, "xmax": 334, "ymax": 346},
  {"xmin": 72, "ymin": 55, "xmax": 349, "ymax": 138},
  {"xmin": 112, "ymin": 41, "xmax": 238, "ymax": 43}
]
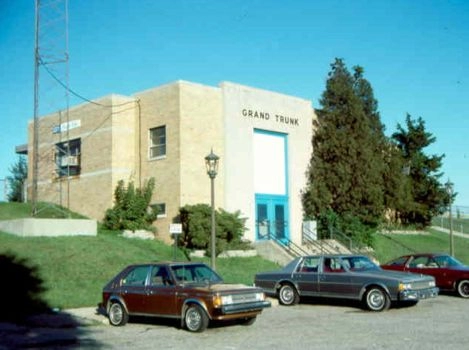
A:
[
  {"xmin": 302, "ymin": 58, "xmax": 386, "ymax": 243},
  {"xmin": 391, "ymin": 114, "xmax": 447, "ymax": 227}
]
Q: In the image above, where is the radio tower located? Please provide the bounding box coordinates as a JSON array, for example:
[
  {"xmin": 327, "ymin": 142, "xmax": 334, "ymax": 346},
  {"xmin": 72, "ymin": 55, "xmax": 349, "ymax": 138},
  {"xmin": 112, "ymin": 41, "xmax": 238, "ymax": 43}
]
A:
[{"xmin": 32, "ymin": 0, "xmax": 69, "ymax": 215}]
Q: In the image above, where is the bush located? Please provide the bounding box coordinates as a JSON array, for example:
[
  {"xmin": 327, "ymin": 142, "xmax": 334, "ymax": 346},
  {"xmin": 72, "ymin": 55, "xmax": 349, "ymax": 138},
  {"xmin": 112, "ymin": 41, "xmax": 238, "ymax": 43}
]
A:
[
  {"xmin": 316, "ymin": 209, "xmax": 375, "ymax": 247},
  {"xmin": 102, "ymin": 178, "xmax": 158, "ymax": 232},
  {"xmin": 177, "ymin": 204, "xmax": 250, "ymax": 259}
]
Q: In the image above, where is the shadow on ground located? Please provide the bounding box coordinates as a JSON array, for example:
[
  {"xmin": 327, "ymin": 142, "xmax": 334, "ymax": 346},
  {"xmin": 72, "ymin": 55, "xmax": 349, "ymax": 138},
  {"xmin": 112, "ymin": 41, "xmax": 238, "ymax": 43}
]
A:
[{"xmin": 0, "ymin": 253, "xmax": 104, "ymax": 348}]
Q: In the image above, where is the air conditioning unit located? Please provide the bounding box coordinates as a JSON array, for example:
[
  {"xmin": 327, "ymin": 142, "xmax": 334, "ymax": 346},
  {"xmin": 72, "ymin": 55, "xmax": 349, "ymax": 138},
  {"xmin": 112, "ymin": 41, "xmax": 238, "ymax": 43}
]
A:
[{"xmin": 60, "ymin": 156, "xmax": 79, "ymax": 167}]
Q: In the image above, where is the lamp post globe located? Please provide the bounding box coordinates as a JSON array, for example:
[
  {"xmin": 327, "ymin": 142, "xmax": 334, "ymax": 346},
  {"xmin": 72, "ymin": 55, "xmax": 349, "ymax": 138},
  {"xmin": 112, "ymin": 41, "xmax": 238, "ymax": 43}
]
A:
[{"xmin": 205, "ymin": 149, "xmax": 219, "ymax": 269}]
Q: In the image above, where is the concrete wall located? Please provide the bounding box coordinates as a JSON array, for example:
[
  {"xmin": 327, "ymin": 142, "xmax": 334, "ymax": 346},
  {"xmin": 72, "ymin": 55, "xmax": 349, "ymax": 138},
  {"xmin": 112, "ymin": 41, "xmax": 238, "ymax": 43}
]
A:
[{"xmin": 0, "ymin": 218, "xmax": 97, "ymax": 237}]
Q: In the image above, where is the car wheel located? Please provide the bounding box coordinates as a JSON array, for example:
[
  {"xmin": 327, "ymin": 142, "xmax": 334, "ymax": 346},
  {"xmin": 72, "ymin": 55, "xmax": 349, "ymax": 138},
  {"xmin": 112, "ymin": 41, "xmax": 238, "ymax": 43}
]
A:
[
  {"xmin": 184, "ymin": 304, "xmax": 209, "ymax": 332},
  {"xmin": 278, "ymin": 283, "xmax": 300, "ymax": 306},
  {"xmin": 457, "ymin": 280, "xmax": 469, "ymax": 298},
  {"xmin": 364, "ymin": 287, "xmax": 390, "ymax": 312},
  {"xmin": 108, "ymin": 302, "xmax": 129, "ymax": 326}
]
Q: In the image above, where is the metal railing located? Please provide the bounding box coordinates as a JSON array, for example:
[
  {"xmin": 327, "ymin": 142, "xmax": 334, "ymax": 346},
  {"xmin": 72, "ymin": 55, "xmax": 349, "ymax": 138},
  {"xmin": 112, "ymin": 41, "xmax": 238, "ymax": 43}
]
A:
[
  {"xmin": 256, "ymin": 220, "xmax": 309, "ymax": 257},
  {"xmin": 432, "ymin": 216, "xmax": 469, "ymax": 235},
  {"xmin": 268, "ymin": 233, "xmax": 310, "ymax": 258},
  {"xmin": 256, "ymin": 220, "xmax": 365, "ymax": 257},
  {"xmin": 302, "ymin": 225, "xmax": 366, "ymax": 255}
]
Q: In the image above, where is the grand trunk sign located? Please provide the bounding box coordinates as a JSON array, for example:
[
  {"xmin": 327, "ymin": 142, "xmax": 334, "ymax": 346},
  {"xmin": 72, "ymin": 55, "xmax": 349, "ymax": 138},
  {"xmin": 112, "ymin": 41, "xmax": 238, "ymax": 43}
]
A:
[{"xmin": 241, "ymin": 109, "xmax": 299, "ymax": 127}]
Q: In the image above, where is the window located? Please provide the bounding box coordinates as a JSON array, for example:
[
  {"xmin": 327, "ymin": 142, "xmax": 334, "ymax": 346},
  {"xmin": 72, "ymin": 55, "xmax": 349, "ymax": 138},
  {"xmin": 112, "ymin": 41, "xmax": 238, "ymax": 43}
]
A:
[
  {"xmin": 299, "ymin": 257, "xmax": 320, "ymax": 272},
  {"xmin": 151, "ymin": 203, "xmax": 166, "ymax": 218},
  {"xmin": 122, "ymin": 266, "xmax": 150, "ymax": 286},
  {"xmin": 150, "ymin": 266, "xmax": 173, "ymax": 286},
  {"xmin": 55, "ymin": 138, "xmax": 81, "ymax": 177},
  {"xmin": 323, "ymin": 257, "xmax": 344, "ymax": 272},
  {"xmin": 409, "ymin": 256, "xmax": 430, "ymax": 268},
  {"xmin": 149, "ymin": 126, "xmax": 166, "ymax": 159}
]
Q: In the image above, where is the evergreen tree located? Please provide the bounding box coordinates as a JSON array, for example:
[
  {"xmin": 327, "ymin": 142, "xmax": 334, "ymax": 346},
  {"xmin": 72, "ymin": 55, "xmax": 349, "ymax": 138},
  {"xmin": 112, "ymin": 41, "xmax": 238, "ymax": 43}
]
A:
[
  {"xmin": 391, "ymin": 114, "xmax": 447, "ymax": 227},
  {"xmin": 381, "ymin": 142, "xmax": 413, "ymax": 225},
  {"xmin": 7, "ymin": 156, "xmax": 27, "ymax": 202},
  {"xmin": 302, "ymin": 58, "xmax": 387, "ymax": 245}
]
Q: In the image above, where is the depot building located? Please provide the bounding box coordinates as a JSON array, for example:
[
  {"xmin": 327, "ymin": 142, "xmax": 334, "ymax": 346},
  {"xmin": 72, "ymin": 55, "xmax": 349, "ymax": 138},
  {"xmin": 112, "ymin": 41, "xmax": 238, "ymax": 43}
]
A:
[{"xmin": 24, "ymin": 81, "xmax": 316, "ymax": 244}]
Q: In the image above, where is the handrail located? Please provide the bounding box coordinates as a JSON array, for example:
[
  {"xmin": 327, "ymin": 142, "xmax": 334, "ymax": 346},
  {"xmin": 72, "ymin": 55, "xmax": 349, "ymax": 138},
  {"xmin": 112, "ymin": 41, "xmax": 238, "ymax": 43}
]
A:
[
  {"xmin": 330, "ymin": 228, "xmax": 354, "ymax": 251},
  {"xmin": 267, "ymin": 232, "xmax": 310, "ymax": 257},
  {"xmin": 302, "ymin": 224, "xmax": 364, "ymax": 254}
]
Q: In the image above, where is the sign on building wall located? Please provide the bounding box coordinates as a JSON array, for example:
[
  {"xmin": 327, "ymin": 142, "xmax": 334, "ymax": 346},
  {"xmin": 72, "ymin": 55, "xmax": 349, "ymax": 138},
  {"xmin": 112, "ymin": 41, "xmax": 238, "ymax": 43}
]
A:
[{"xmin": 52, "ymin": 119, "xmax": 81, "ymax": 134}]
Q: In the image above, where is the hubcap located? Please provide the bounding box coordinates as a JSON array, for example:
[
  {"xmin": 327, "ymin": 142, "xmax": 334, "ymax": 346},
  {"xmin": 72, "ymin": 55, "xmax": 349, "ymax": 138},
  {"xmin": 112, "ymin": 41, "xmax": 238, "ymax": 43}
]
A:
[
  {"xmin": 368, "ymin": 290, "xmax": 384, "ymax": 309},
  {"xmin": 110, "ymin": 304, "xmax": 122, "ymax": 324},
  {"xmin": 281, "ymin": 287, "xmax": 293, "ymax": 303},
  {"xmin": 459, "ymin": 282, "xmax": 469, "ymax": 297},
  {"xmin": 186, "ymin": 309, "xmax": 201, "ymax": 331}
]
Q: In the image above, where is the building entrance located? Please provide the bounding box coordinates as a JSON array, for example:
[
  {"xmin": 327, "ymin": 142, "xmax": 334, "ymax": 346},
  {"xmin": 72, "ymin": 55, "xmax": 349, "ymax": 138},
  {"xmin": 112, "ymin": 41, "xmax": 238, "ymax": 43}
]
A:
[{"xmin": 255, "ymin": 195, "xmax": 289, "ymax": 242}]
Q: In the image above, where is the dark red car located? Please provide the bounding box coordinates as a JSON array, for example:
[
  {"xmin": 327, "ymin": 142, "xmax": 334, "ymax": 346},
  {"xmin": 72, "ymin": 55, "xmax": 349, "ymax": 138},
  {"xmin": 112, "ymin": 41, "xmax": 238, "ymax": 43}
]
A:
[{"xmin": 381, "ymin": 253, "xmax": 469, "ymax": 298}]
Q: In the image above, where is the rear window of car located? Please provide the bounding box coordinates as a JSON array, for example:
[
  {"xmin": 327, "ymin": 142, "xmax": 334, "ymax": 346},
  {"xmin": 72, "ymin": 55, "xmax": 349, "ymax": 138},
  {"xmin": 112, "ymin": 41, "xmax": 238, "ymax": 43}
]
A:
[
  {"xmin": 385, "ymin": 256, "xmax": 408, "ymax": 266},
  {"xmin": 122, "ymin": 266, "xmax": 150, "ymax": 286}
]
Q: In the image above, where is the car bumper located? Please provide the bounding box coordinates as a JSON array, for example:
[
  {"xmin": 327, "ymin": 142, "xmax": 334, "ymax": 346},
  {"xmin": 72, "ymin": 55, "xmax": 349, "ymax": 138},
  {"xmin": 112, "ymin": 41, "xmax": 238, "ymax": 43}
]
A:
[
  {"xmin": 220, "ymin": 300, "xmax": 272, "ymax": 315},
  {"xmin": 399, "ymin": 287, "xmax": 439, "ymax": 301}
]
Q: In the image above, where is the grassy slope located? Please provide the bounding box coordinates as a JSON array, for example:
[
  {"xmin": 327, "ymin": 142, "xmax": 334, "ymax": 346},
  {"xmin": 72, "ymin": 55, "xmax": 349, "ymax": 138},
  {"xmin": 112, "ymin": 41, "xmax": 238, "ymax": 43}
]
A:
[
  {"xmin": 0, "ymin": 232, "xmax": 280, "ymax": 309},
  {"xmin": 374, "ymin": 229, "xmax": 469, "ymax": 264},
  {"xmin": 2, "ymin": 202, "xmax": 469, "ymax": 309}
]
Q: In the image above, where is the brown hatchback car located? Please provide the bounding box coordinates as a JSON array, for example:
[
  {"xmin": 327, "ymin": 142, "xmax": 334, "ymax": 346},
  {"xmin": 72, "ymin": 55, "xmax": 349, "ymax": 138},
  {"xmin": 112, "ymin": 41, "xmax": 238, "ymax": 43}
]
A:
[{"xmin": 101, "ymin": 262, "xmax": 271, "ymax": 332}]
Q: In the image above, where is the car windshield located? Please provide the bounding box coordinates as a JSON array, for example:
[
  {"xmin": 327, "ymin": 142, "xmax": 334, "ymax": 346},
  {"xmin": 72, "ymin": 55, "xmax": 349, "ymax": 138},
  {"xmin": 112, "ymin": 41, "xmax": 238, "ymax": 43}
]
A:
[
  {"xmin": 341, "ymin": 256, "xmax": 379, "ymax": 271},
  {"xmin": 170, "ymin": 264, "xmax": 223, "ymax": 284}
]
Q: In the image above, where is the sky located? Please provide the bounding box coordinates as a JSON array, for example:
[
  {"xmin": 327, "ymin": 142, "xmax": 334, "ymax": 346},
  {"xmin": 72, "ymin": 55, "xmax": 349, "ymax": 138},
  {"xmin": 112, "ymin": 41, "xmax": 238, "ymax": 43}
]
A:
[{"xmin": 0, "ymin": 0, "xmax": 468, "ymax": 207}]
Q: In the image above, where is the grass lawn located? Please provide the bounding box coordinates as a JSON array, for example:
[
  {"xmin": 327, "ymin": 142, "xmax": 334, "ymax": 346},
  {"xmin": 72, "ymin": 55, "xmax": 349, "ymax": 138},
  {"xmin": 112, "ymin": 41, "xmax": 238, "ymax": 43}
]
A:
[
  {"xmin": 374, "ymin": 229, "xmax": 469, "ymax": 265},
  {"xmin": 0, "ymin": 231, "xmax": 280, "ymax": 309},
  {"xmin": 2, "ymin": 202, "xmax": 469, "ymax": 310}
]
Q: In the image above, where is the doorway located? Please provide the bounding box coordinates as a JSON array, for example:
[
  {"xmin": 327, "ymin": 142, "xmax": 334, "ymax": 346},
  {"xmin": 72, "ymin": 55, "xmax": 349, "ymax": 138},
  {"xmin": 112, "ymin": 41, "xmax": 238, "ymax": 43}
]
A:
[{"xmin": 256, "ymin": 195, "xmax": 289, "ymax": 242}]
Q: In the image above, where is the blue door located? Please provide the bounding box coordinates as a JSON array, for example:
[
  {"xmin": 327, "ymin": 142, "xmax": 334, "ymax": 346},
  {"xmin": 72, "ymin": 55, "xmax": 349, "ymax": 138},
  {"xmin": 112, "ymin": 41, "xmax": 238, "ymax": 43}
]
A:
[{"xmin": 256, "ymin": 195, "xmax": 288, "ymax": 242}]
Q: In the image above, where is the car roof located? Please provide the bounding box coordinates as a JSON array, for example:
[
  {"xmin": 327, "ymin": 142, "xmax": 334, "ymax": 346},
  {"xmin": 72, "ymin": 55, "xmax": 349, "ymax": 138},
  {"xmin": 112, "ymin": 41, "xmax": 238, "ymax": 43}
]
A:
[
  {"xmin": 126, "ymin": 261, "xmax": 208, "ymax": 268},
  {"xmin": 305, "ymin": 254, "xmax": 368, "ymax": 259},
  {"xmin": 405, "ymin": 253, "xmax": 450, "ymax": 258}
]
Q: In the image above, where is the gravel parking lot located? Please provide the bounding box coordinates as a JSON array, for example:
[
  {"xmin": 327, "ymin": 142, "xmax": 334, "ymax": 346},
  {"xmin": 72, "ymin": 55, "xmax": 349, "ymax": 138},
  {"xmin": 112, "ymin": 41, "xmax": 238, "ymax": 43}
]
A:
[{"xmin": 2, "ymin": 294, "xmax": 468, "ymax": 349}]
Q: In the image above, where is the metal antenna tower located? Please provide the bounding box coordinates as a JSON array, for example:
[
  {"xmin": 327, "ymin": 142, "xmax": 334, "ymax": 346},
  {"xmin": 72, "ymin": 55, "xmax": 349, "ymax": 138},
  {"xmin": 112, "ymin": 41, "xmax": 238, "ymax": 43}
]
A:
[{"xmin": 32, "ymin": 0, "xmax": 69, "ymax": 216}]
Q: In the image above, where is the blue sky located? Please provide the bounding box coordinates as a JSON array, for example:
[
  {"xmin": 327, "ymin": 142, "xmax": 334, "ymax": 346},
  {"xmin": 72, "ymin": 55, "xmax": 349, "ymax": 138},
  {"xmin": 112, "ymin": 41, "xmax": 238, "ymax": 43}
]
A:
[{"xmin": 1, "ymin": 0, "xmax": 468, "ymax": 207}]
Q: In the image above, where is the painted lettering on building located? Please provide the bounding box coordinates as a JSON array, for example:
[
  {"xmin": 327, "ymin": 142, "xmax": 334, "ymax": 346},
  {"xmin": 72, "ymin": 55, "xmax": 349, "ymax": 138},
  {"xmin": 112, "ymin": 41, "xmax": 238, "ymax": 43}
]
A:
[
  {"xmin": 241, "ymin": 109, "xmax": 299, "ymax": 127},
  {"xmin": 242, "ymin": 109, "xmax": 271, "ymax": 120}
]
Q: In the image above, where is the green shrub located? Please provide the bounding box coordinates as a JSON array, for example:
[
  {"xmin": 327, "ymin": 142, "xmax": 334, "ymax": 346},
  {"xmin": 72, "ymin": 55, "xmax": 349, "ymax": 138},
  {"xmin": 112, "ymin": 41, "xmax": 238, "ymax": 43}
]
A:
[
  {"xmin": 177, "ymin": 204, "xmax": 250, "ymax": 259},
  {"xmin": 102, "ymin": 178, "xmax": 158, "ymax": 232},
  {"xmin": 316, "ymin": 209, "xmax": 375, "ymax": 247}
]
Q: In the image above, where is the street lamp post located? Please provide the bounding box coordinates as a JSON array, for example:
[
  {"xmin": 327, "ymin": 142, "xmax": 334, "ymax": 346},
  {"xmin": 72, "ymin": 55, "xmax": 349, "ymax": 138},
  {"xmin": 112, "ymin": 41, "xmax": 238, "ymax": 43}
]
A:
[
  {"xmin": 445, "ymin": 179, "xmax": 454, "ymax": 256},
  {"xmin": 205, "ymin": 149, "xmax": 219, "ymax": 270}
]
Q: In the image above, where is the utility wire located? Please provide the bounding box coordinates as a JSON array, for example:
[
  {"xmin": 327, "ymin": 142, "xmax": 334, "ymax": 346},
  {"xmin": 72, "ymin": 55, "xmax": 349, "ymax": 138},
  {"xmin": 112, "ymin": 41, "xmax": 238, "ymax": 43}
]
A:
[{"xmin": 39, "ymin": 57, "xmax": 136, "ymax": 108}]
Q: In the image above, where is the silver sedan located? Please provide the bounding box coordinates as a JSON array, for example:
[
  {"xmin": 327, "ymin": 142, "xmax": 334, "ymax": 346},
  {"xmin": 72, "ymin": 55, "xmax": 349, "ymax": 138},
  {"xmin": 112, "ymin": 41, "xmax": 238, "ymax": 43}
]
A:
[{"xmin": 254, "ymin": 254, "xmax": 438, "ymax": 311}]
